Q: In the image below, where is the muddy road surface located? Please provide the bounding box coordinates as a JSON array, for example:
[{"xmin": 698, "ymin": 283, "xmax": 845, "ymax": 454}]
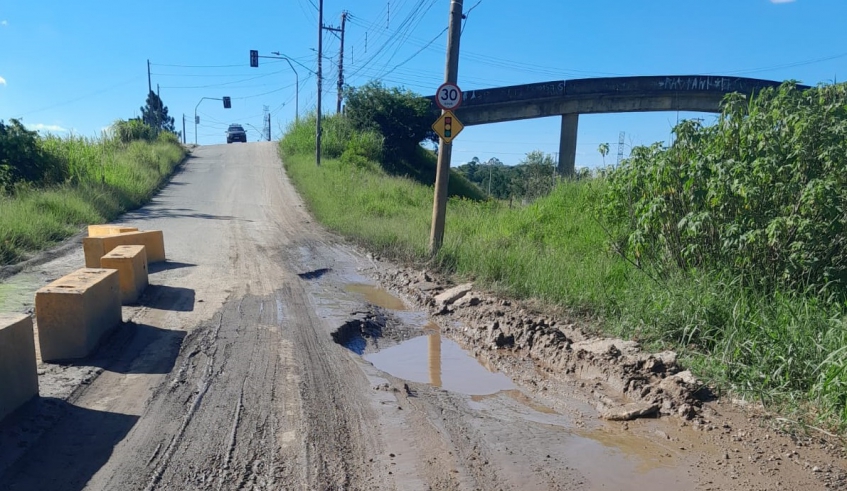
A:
[{"xmin": 0, "ymin": 142, "xmax": 843, "ymax": 491}]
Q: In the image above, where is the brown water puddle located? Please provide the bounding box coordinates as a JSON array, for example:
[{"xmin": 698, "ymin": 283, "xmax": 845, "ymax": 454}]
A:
[
  {"xmin": 364, "ymin": 331, "xmax": 515, "ymax": 395},
  {"xmin": 560, "ymin": 422, "xmax": 691, "ymax": 490},
  {"xmin": 345, "ymin": 283, "xmax": 407, "ymax": 310}
]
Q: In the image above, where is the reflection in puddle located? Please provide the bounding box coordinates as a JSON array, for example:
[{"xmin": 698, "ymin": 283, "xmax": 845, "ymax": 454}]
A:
[
  {"xmin": 345, "ymin": 283, "xmax": 407, "ymax": 310},
  {"xmin": 364, "ymin": 333, "xmax": 515, "ymax": 395}
]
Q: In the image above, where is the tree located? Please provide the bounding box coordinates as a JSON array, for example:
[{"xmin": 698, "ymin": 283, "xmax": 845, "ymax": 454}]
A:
[
  {"xmin": 520, "ymin": 150, "xmax": 557, "ymax": 201},
  {"xmin": 598, "ymin": 142, "xmax": 610, "ymax": 166},
  {"xmin": 140, "ymin": 91, "xmax": 176, "ymax": 134},
  {"xmin": 344, "ymin": 81, "xmax": 436, "ymax": 163}
]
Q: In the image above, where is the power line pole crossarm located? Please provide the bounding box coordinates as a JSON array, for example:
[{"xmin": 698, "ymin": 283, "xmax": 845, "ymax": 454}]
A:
[{"xmin": 429, "ymin": 0, "xmax": 464, "ymax": 255}]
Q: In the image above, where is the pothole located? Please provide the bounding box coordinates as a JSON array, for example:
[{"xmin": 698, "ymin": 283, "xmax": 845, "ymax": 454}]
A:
[
  {"xmin": 331, "ymin": 309, "xmax": 420, "ymax": 355},
  {"xmin": 364, "ymin": 331, "xmax": 515, "ymax": 396}
]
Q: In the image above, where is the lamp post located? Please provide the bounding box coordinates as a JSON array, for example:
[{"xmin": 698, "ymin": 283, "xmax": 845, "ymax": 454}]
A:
[
  {"xmin": 250, "ymin": 51, "xmax": 314, "ymax": 124},
  {"xmin": 194, "ymin": 96, "xmax": 223, "ymax": 145},
  {"xmin": 271, "ymin": 52, "xmax": 300, "ymax": 123}
]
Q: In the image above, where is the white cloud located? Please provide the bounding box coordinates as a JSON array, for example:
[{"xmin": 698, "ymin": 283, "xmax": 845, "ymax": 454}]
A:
[
  {"xmin": 0, "ymin": 76, "xmax": 6, "ymax": 86},
  {"xmin": 27, "ymin": 123, "xmax": 69, "ymax": 133},
  {"xmin": 770, "ymin": 0, "xmax": 795, "ymax": 3}
]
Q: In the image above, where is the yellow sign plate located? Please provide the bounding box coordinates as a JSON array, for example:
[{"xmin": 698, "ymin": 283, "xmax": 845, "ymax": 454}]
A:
[{"xmin": 431, "ymin": 110, "xmax": 464, "ymax": 143}]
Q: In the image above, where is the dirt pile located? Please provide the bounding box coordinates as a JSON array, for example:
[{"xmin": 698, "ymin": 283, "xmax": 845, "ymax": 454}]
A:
[{"xmin": 376, "ymin": 267, "xmax": 710, "ymax": 422}]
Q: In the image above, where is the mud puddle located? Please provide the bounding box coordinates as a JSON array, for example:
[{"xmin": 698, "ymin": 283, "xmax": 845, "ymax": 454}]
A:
[
  {"xmin": 364, "ymin": 331, "xmax": 515, "ymax": 395},
  {"xmin": 345, "ymin": 283, "xmax": 408, "ymax": 310},
  {"xmin": 561, "ymin": 425, "xmax": 691, "ymax": 490}
]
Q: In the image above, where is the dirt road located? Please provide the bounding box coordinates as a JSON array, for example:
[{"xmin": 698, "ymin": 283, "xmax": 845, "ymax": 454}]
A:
[{"xmin": 0, "ymin": 142, "xmax": 843, "ymax": 490}]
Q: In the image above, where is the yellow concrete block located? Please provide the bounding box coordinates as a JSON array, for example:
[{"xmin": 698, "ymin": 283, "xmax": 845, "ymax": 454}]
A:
[
  {"xmin": 101, "ymin": 245, "xmax": 148, "ymax": 304},
  {"xmin": 87, "ymin": 225, "xmax": 138, "ymax": 237},
  {"xmin": 35, "ymin": 268, "xmax": 122, "ymax": 362},
  {"xmin": 0, "ymin": 314, "xmax": 39, "ymax": 421},
  {"xmin": 83, "ymin": 230, "xmax": 165, "ymax": 268}
]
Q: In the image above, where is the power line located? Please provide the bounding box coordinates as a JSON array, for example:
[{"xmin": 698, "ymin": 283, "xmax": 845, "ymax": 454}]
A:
[
  {"xmin": 160, "ymin": 69, "xmax": 288, "ymax": 89},
  {"xmin": 376, "ymin": 26, "xmax": 447, "ymax": 79},
  {"xmin": 16, "ymin": 75, "xmax": 146, "ymax": 117}
]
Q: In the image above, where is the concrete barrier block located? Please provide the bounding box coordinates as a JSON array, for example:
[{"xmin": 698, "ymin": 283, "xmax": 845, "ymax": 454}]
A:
[
  {"xmin": 35, "ymin": 268, "xmax": 122, "ymax": 362},
  {"xmin": 88, "ymin": 225, "xmax": 138, "ymax": 237},
  {"xmin": 84, "ymin": 230, "xmax": 165, "ymax": 268},
  {"xmin": 100, "ymin": 245, "xmax": 148, "ymax": 304},
  {"xmin": 0, "ymin": 314, "xmax": 39, "ymax": 422}
]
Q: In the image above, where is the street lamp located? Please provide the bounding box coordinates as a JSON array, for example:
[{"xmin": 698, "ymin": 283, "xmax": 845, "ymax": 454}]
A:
[
  {"xmin": 194, "ymin": 96, "xmax": 227, "ymax": 145},
  {"xmin": 250, "ymin": 50, "xmax": 315, "ymax": 124},
  {"xmin": 271, "ymin": 52, "xmax": 300, "ymax": 123}
]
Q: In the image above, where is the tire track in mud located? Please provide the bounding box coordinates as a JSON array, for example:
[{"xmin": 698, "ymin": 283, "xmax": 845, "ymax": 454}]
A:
[{"xmin": 83, "ymin": 291, "xmax": 296, "ymax": 491}]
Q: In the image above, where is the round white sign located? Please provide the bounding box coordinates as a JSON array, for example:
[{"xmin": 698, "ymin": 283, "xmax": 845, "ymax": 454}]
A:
[{"xmin": 435, "ymin": 82, "xmax": 462, "ymax": 111}]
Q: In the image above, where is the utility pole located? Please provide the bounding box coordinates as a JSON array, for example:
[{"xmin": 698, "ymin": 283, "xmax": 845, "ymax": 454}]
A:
[
  {"xmin": 616, "ymin": 131, "xmax": 625, "ymax": 166},
  {"xmin": 182, "ymin": 114, "xmax": 186, "ymax": 144},
  {"xmin": 428, "ymin": 0, "xmax": 464, "ymax": 254},
  {"xmin": 323, "ymin": 13, "xmax": 346, "ymax": 114},
  {"xmin": 337, "ymin": 11, "xmax": 347, "ymax": 113},
  {"xmin": 268, "ymin": 113, "xmax": 272, "ymax": 141},
  {"xmin": 147, "ymin": 59, "xmax": 152, "ymax": 94},
  {"xmin": 316, "ymin": 0, "xmax": 324, "ymax": 166}
]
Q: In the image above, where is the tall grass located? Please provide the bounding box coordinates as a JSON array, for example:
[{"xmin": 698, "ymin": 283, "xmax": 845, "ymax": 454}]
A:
[
  {"xmin": 0, "ymin": 134, "xmax": 184, "ymax": 264},
  {"xmin": 281, "ymin": 142, "xmax": 847, "ymax": 430}
]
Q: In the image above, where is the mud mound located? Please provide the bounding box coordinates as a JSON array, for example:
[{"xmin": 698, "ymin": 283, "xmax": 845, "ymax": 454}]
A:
[{"xmin": 375, "ymin": 268, "xmax": 712, "ymax": 421}]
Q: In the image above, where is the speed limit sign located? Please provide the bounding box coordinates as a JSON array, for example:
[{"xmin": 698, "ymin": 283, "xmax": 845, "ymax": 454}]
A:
[{"xmin": 435, "ymin": 82, "xmax": 462, "ymax": 111}]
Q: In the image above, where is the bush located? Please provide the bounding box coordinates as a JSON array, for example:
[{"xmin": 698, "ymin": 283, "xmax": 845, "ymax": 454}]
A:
[
  {"xmin": 113, "ymin": 119, "xmax": 158, "ymax": 143},
  {"xmin": 603, "ymin": 81, "xmax": 847, "ymax": 296},
  {"xmin": 344, "ymin": 81, "xmax": 436, "ymax": 164},
  {"xmin": 0, "ymin": 119, "xmax": 67, "ymax": 190}
]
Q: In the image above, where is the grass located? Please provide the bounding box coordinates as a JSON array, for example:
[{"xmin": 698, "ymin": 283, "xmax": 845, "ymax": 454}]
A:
[
  {"xmin": 281, "ymin": 140, "xmax": 847, "ymax": 432},
  {"xmin": 0, "ymin": 136, "xmax": 185, "ymax": 265}
]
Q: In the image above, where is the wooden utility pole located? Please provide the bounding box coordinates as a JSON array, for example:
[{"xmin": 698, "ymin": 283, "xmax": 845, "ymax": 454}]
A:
[
  {"xmin": 316, "ymin": 0, "xmax": 324, "ymax": 166},
  {"xmin": 337, "ymin": 11, "xmax": 347, "ymax": 113},
  {"xmin": 147, "ymin": 59, "xmax": 152, "ymax": 94},
  {"xmin": 428, "ymin": 0, "xmax": 464, "ymax": 254}
]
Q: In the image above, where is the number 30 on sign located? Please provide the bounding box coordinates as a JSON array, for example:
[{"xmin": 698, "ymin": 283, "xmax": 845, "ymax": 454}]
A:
[{"xmin": 435, "ymin": 82, "xmax": 462, "ymax": 111}]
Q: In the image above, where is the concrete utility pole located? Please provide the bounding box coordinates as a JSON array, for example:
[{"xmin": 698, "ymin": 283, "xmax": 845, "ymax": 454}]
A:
[
  {"xmin": 182, "ymin": 114, "xmax": 186, "ymax": 144},
  {"xmin": 337, "ymin": 11, "xmax": 347, "ymax": 113},
  {"xmin": 316, "ymin": 0, "xmax": 324, "ymax": 166},
  {"xmin": 147, "ymin": 59, "xmax": 152, "ymax": 94},
  {"xmin": 428, "ymin": 0, "xmax": 464, "ymax": 254}
]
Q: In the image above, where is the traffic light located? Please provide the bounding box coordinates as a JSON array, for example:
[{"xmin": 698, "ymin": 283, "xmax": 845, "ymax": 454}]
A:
[
  {"xmin": 223, "ymin": 96, "xmax": 231, "ymax": 109},
  {"xmin": 250, "ymin": 50, "xmax": 259, "ymax": 68},
  {"xmin": 195, "ymin": 115, "xmax": 200, "ymax": 124},
  {"xmin": 444, "ymin": 116, "xmax": 452, "ymax": 138}
]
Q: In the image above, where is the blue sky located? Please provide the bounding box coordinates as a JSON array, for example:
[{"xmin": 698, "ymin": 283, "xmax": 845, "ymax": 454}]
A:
[{"xmin": 1, "ymin": 0, "xmax": 845, "ymax": 168}]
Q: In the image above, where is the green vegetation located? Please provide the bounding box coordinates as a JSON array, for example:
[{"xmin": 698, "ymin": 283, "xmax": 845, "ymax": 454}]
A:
[
  {"xmin": 601, "ymin": 81, "xmax": 847, "ymax": 427},
  {"xmin": 280, "ymin": 111, "xmax": 484, "ymax": 201},
  {"xmin": 0, "ymin": 119, "xmax": 185, "ymax": 265},
  {"xmin": 281, "ymin": 81, "xmax": 847, "ymax": 429},
  {"xmin": 454, "ymin": 151, "xmax": 561, "ymax": 201}
]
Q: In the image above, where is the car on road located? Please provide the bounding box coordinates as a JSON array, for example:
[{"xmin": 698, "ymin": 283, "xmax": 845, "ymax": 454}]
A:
[{"xmin": 226, "ymin": 124, "xmax": 247, "ymax": 143}]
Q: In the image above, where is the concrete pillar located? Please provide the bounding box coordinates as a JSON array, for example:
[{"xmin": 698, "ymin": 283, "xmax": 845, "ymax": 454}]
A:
[{"xmin": 557, "ymin": 113, "xmax": 579, "ymax": 177}]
